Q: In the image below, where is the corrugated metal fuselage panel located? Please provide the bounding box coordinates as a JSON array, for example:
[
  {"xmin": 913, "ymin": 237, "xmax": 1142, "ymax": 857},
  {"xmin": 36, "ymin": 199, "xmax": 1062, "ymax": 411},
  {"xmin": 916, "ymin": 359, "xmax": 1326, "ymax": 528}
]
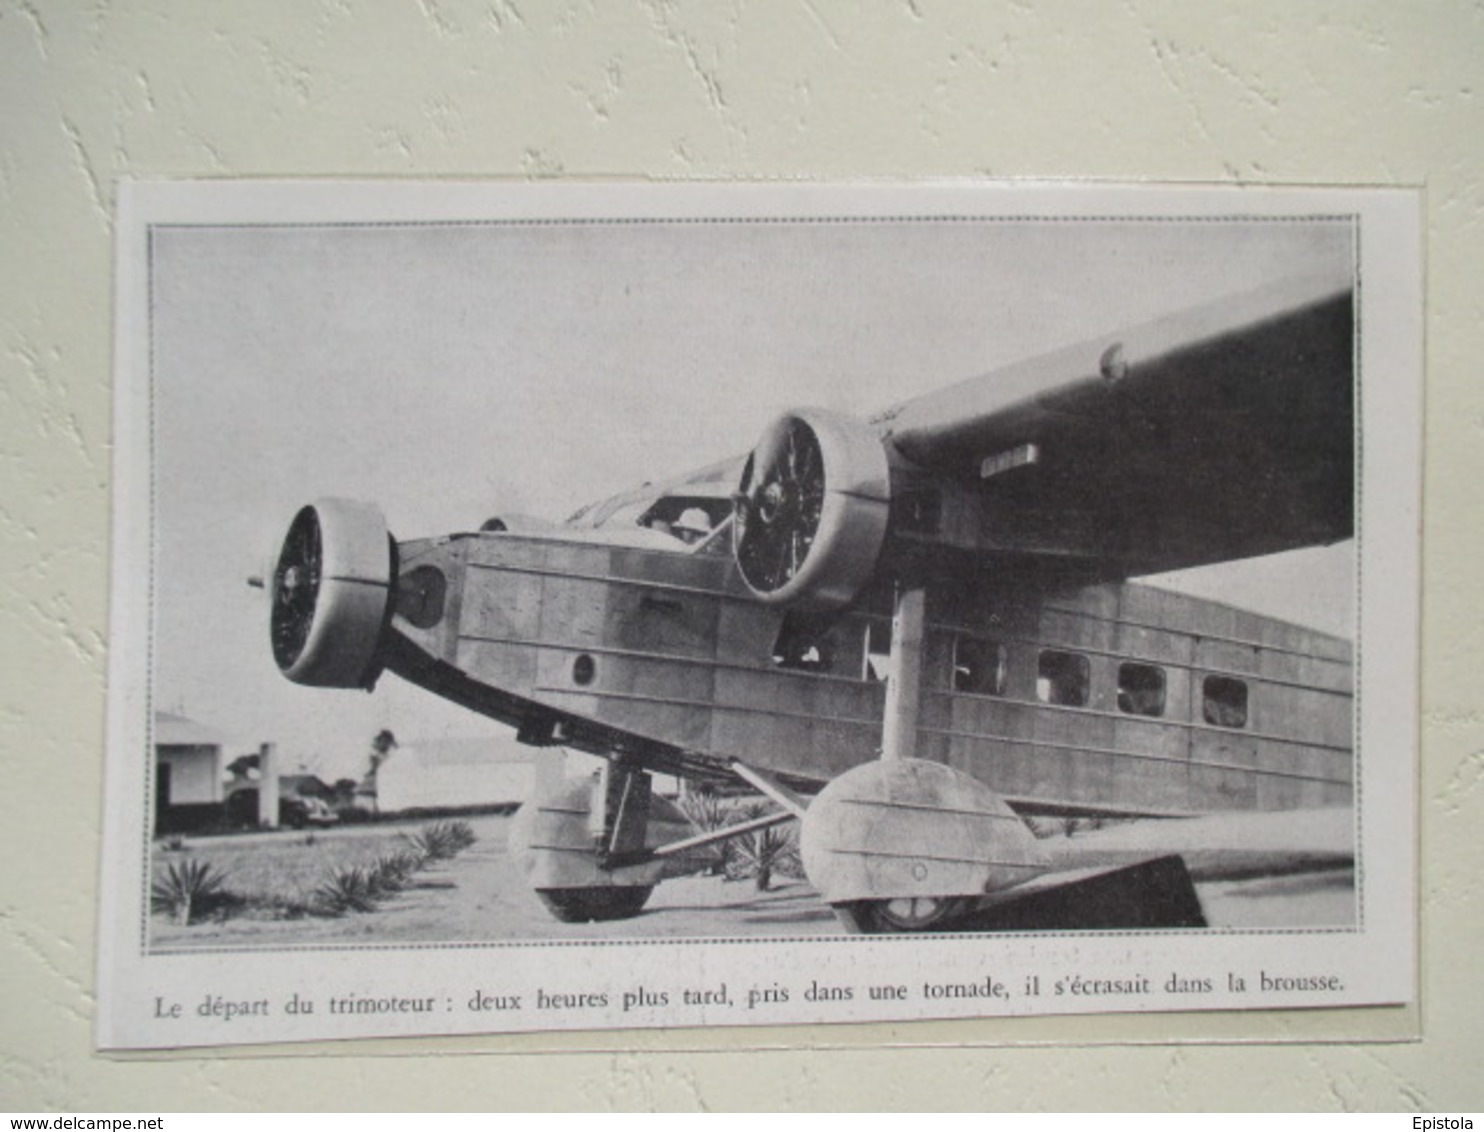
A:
[{"xmin": 388, "ymin": 532, "xmax": 1353, "ymax": 817}]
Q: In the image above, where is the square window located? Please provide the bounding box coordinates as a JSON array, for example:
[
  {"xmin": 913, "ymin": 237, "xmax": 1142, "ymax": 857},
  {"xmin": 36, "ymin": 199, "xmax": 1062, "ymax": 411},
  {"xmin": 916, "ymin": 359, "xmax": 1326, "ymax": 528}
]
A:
[
  {"xmin": 1117, "ymin": 662, "xmax": 1166, "ymax": 717},
  {"xmin": 771, "ymin": 617, "xmax": 833, "ymax": 673},
  {"xmin": 1037, "ymin": 650, "xmax": 1089, "ymax": 707},
  {"xmin": 954, "ymin": 636, "xmax": 1007, "ymax": 695},
  {"xmin": 1203, "ymin": 675, "xmax": 1248, "ymax": 728}
]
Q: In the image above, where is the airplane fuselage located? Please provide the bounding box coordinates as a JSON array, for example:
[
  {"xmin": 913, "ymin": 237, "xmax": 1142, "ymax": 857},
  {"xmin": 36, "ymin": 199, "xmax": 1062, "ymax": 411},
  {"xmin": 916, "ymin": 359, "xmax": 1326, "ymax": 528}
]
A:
[{"xmin": 381, "ymin": 527, "xmax": 1352, "ymax": 819}]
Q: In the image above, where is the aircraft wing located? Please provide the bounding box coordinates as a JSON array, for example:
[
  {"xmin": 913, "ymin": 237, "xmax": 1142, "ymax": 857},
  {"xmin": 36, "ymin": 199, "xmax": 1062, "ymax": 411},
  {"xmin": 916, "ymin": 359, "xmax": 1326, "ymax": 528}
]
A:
[
  {"xmin": 877, "ymin": 268, "xmax": 1354, "ymax": 578},
  {"xmin": 1040, "ymin": 807, "xmax": 1354, "ymax": 881},
  {"xmin": 565, "ymin": 268, "xmax": 1354, "ymax": 608}
]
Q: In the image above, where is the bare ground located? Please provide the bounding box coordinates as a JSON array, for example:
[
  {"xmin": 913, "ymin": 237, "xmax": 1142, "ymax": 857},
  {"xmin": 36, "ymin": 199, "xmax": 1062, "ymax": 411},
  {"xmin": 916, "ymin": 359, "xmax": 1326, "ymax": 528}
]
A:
[
  {"xmin": 150, "ymin": 813, "xmax": 838, "ymax": 950},
  {"xmin": 150, "ymin": 811, "xmax": 1355, "ymax": 951}
]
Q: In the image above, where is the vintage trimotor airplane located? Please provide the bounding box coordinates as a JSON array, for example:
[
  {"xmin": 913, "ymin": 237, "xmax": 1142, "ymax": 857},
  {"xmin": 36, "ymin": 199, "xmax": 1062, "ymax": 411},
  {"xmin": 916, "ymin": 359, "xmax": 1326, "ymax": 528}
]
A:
[{"xmin": 265, "ymin": 266, "xmax": 1355, "ymax": 933}]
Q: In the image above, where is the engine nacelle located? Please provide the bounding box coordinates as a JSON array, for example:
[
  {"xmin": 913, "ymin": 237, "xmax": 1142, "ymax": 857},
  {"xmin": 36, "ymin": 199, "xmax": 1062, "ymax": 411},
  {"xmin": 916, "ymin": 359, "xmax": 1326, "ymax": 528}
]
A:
[
  {"xmin": 733, "ymin": 408, "xmax": 890, "ymax": 611},
  {"xmin": 270, "ymin": 497, "xmax": 393, "ymax": 688}
]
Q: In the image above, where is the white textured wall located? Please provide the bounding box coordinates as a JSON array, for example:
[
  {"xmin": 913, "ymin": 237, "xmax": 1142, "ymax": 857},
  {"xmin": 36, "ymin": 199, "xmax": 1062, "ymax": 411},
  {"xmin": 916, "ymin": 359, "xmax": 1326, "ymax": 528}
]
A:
[{"xmin": 3, "ymin": 0, "xmax": 1480, "ymax": 1111}]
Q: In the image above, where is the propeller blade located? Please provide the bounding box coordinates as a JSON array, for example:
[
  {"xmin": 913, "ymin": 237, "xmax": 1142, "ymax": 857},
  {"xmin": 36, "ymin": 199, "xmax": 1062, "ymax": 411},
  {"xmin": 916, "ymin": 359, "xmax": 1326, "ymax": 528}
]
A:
[{"xmin": 749, "ymin": 416, "xmax": 793, "ymax": 496}]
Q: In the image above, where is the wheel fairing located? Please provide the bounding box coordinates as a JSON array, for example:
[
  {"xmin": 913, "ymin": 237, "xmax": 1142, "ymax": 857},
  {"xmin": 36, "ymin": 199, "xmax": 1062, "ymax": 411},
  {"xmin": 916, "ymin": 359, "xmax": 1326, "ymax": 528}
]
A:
[{"xmin": 799, "ymin": 757, "xmax": 1051, "ymax": 908}]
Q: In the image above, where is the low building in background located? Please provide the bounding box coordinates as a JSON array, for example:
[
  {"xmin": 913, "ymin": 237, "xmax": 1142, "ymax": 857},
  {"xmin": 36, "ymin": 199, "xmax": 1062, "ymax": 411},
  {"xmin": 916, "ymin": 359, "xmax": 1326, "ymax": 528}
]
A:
[{"xmin": 153, "ymin": 711, "xmax": 224, "ymax": 834}]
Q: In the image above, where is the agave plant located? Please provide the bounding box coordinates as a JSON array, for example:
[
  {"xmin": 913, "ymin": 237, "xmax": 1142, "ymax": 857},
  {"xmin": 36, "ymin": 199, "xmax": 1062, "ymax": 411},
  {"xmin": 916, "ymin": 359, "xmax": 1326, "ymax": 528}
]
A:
[
  {"xmin": 404, "ymin": 823, "xmax": 454, "ymax": 863},
  {"xmin": 406, "ymin": 820, "xmax": 476, "ymax": 863},
  {"xmin": 313, "ymin": 866, "xmax": 379, "ymax": 915},
  {"xmin": 723, "ymin": 800, "xmax": 802, "ymax": 892},
  {"xmin": 151, "ymin": 859, "xmax": 229, "ymax": 925},
  {"xmin": 677, "ymin": 788, "xmax": 740, "ymax": 877},
  {"xmin": 367, "ymin": 850, "xmax": 422, "ymax": 896},
  {"xmin": 677, "ymin": 787, "xmax": 732, "ymax": 833}
]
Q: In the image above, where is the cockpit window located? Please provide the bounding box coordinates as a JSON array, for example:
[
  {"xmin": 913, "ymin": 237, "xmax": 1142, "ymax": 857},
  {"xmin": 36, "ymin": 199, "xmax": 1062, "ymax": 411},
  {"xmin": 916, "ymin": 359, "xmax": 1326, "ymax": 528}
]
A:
[{"xmin": 637, "ymin": 497, "xmax": 732, "ymax": 550}]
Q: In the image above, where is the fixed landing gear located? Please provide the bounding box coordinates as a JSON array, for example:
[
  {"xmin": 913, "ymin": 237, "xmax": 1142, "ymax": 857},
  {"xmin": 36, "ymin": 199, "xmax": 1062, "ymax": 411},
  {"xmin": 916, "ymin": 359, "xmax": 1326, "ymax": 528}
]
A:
[
  {"xmin": 510, "ymin": 761, "xmax": 704, "ymax": 925},
  {"xmin": 799, "ymin": 757, "xmax": 1051, "ymax": 935},
  {"xmin": 789, "ymin": 583, "xmax": 1053, "ymax": 934}
]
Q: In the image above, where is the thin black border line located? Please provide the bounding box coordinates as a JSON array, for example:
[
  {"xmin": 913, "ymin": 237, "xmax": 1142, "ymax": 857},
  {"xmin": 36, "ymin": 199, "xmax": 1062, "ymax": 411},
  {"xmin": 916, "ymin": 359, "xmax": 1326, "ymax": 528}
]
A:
[
  {"xmin": 1352, "ymin": 214, "xmax": 1366, "ymax": 932},
  {"xmin": 141, "ymin": 226, "xmax": 158, "ymax": 956},
  {"xmin": 147, "ymin": 909, "xmax": 1360, "ymax": 956},
  {"xmin": 137, "ymin": 209, "xmax": 1367, "ymax": 961}
]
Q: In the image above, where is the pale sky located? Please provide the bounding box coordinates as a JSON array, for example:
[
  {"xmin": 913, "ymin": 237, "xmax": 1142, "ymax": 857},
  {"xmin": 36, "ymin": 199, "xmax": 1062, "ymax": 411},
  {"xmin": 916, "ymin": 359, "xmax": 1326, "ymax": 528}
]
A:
[{"xmin": 147, "ymin": 213, "xmax": 1355, "ymax": 778}]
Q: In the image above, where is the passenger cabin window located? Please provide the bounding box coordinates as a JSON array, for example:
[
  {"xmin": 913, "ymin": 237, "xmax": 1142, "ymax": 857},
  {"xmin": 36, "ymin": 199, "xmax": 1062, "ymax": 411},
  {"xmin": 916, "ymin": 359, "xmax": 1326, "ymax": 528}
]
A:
[
  {"xmin": 1117, "ymin": 662, "xmax": 1166, "ymax": 717},
  {"xmin": 954, "ymin": 636, "xmax": 1007, "ymax": 696},
  {"xmin": 1203, "ymin": 675, "xmax": 1249, "ymax": 728},
  {"xmin": 771, "ymin": 617, "xmax": 833, "ymax": 673},
  {"xmin": 864, "ymin": 621, "xmax": 892, "ymax": 682},
  {"xmin": 1037, "ymin": 650, "xmax": 1089, "ymax": 708}
]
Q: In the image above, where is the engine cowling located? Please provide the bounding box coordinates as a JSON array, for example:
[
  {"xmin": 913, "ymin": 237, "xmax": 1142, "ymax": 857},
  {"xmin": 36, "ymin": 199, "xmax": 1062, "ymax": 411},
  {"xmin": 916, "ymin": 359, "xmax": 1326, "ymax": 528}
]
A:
[
  {"xmin": 733, "ymin": 408, "xmax": 890, "ymax": 610},
  {"xmin": 270, "ymin": 497, "xmax": 393, "ymax": 688}
]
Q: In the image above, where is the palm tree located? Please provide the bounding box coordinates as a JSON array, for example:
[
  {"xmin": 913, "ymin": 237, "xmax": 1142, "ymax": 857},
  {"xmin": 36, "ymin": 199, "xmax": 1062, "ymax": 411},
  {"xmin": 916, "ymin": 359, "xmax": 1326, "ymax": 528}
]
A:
[
  {"xmin": 360, "ymin": 729, "xmax": 397, "ymax": 812},
  {"xmin": 725, "ymin": 800, "xmax": 801, "ymax": 892}
]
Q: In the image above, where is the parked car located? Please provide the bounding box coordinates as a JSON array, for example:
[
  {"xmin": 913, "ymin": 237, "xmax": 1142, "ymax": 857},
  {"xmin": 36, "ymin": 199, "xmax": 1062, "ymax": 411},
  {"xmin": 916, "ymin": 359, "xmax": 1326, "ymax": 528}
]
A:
[{"xmin": 280, "ymin": 794, "xmax": 339, "ymax": 829}]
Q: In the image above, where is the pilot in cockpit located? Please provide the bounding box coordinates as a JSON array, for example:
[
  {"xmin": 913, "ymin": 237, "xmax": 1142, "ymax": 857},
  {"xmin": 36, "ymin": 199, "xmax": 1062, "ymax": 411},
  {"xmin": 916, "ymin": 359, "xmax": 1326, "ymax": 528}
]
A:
[{"xmin": 673, "ymin": 507, "xmax": 713, "ymax": 546}]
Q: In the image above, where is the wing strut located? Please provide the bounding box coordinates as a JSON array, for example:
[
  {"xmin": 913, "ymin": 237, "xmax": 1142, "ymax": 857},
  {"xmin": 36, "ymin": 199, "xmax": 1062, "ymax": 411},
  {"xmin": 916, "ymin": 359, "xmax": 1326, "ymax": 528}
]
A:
[
  {"xmin": 729, "ymin": 759, "xmax": 809, "ymax": 818},
  {"xmin": 646, "ymin": 807, "xmax": 796, "ymax": 862}
]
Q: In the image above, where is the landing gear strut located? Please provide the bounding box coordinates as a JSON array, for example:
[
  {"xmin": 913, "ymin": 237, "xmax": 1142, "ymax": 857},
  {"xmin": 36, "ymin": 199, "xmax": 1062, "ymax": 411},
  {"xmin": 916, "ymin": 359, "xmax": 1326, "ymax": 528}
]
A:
[
  {"xmin": 798, "ymin": 585, "xmax": 1050, "ymax": 933},
  {"xmin": 510, "ymin": 760, "xmax": 702, "ymax": 924}
]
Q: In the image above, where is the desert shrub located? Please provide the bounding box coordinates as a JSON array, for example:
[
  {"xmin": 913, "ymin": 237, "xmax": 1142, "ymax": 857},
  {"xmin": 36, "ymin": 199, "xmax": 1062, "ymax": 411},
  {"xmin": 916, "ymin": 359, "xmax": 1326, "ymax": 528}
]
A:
[
  {"xmin": 151, "ymin": 859, "xmax": 230, "ymax": 925},
  {"xmin": 675, "ymin": 793, "xmax": 807, "ymax": 888},
  {"xmin": 405, "ymin": 820, "xmax": 474, "ymax": 863},
  {"xmin": 677, "ymin": 788, "xmax": 745, "ymax": 876},
  {"xmin": 404, "ymin": 824, "xmax": 450, "ymax": 862},
  {"xmin": 367, "ymin": 850, "xmax": 422, "ymax": 896},
  {"xmin": 313, "ymin": 866, "xmax": 379, "ymax": 915},
  {"xmin": 678, "ymin": 787, "xmax": 731, "ymax": 834},
  {"xmin": 721, "ymin": 800, "xmax": 803, "ymax": 891}
]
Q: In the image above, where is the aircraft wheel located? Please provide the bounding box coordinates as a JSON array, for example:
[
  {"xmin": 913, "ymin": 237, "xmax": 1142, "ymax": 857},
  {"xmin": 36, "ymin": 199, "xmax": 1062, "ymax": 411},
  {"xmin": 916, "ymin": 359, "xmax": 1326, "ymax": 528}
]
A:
[
  {"xmin": 536, "ymin": 886, "xmax": 655, "ymax": 923},
  {"xmin": 833, "ymin": 895, "xmax": 970, "ymax": 935}
]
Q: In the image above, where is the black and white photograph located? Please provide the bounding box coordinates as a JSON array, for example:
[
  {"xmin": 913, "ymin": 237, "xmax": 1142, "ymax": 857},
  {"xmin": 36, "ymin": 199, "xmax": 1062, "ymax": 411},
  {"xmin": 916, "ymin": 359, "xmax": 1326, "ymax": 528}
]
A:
[{"xmin": 98, "ymin": 181, "xmax": 1420, "ymax": 1049}]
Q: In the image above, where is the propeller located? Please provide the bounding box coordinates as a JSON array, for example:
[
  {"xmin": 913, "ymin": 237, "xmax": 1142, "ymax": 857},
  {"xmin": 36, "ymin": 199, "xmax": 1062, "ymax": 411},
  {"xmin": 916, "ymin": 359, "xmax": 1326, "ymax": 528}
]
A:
[
  {"xmin": 270, "ymin": 505, "xmax": 324, "ymax": 672},
  {"xmin": 267, "ymin": 498, "xmax": 392, "ymax": 687},
  {"xmin": 735, "ymin": 416, "xmax": 827, "ymax": 596}
]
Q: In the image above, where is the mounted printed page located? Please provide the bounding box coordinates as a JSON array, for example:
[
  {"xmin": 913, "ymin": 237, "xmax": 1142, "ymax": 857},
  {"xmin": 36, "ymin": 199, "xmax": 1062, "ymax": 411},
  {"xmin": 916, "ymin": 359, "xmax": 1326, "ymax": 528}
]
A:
[{"xmin": 98, "ymin": 182, "xmax": 1421, "ymax": 1049}]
